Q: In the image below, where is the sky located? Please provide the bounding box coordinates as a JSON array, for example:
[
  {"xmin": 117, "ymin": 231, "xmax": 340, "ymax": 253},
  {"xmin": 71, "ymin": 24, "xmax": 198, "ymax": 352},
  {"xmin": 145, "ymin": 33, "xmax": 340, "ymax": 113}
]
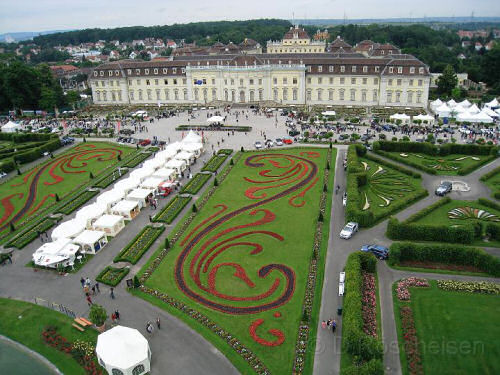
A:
[{"xmin": 0, "ymin": 0, "xmax": 499, "ymax": 34}]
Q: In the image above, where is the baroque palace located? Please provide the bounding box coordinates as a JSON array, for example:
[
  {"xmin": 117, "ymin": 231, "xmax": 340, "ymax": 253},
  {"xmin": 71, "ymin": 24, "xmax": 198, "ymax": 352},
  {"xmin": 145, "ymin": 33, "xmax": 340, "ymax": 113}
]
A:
[{"xmin": 90, "ymin": 26, "xmax": 431, "ymax": 108}]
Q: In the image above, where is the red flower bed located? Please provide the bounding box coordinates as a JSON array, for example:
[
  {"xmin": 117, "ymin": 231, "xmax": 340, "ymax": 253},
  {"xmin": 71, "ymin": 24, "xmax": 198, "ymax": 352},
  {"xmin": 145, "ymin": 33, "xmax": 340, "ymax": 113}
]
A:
[
  {"xmin": 400, "ymin": 306, "xmax": 423, "ymax": 375},
  {"xmin": 249, "ymin": 318, "xmax": 285, "ymax": 347},
  {"xmin": 396, "ymin": 277, "xmax": 429, "ymax": 301},
  {"xmin": 361, "ymin": 272, "xmax": 377, "ymax": 337}
]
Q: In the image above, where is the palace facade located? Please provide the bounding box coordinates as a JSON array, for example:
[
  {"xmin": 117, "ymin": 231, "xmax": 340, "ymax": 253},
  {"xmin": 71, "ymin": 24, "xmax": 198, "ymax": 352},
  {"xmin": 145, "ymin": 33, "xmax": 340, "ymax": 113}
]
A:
[{"xmin": 90, "ymin": 30, "xmax": 431, "ymax": 108}]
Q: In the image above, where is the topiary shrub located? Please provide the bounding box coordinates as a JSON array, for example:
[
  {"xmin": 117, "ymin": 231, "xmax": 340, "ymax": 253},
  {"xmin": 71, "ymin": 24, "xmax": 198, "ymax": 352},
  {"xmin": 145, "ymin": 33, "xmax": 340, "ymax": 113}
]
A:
[{"xmin": 89, "ymin": 304, "xmax": 107, "ymax": 327}]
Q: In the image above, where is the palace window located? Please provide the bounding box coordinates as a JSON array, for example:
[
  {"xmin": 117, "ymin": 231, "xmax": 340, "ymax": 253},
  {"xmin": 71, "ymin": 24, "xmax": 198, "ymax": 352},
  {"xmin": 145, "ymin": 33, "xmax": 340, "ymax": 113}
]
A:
[
  {"xmin": 351, "ymin": 78, "xmax": 356, "ymax": 84},
  {"xmin": 373, "ymin": 89, "xmax": 378, "ymax": 101},
  {"xmin": 375, "ymin": 66, "xmax": 380, "ymax": 72},
  {"xmin": 329, "ymin": 66, "xmax": 334, "ymax": 72},
  {"xmin": 129, "ymin": 91, "xmax": 134, "ymax": 100},
  {"xmin": 174, "ymin": 89, "xmax": 179, "ymax": 100},
  {"xmin": 419, "ymin": 67, "xmax": 424, "ymax": 74},
  {"xmin": 163, "ymin": 68, "xmax": 168, "ymax": 74},
  {"xmin": 259, "ymin": 90, "xmax": 263, "ymax": 101},
  {"xmin": 352, "ymin": 66, "xmax": 356, "ymax": 73},
  {"xmin": 273, "ymin": 89, "xmax": 278, "ymax": 101},
  {"xmin": 350, "ymin": 89, "xmax": 356, "ymax": 101},
  {"xmin": 318, "ymin": 66, "xmax": 322, "ymax": 72},
  {"xmin": 145, "ymin": 69, "xmax": 149, "ymax": 75},
  {"xmin": 317, "ymin": 89, "xmax": 322, "ymax": 101},
  {"xmin": 318, "ymin": 77, "xmax": 322, "ymax": 84},
  {"xmin": 340, "ymin": 77, "xmax": 345, "ymax": 84},
  {"xmin": 307, "ymin": 77, "xmax": 311, "ymax": 84},
  {"xmin": 417, "ymin": 91, "xmax": 422, "ymax": 103},
  {"xmin": 397, "ymin": 79, "xmax": 402, "ymax": 86},
  {"xmin": 136, "ymin": 79, "xmax": 140, "ymax": 85},
  {"xmin": 156, "ymin": 89, "xmax": 161, "ymax": 100},
  {"xmin": 164, "ymin": 89, "xmax": 169, "ymax": 100},
  {"xmin": 363, "ymin": 66, "xmax": 368, "ymax": 73},
  {"xmin": 183, "ymin": 89, "xmax": 187, "ymax": 100},
  {"xmin": 194, "ymin": 89, "xmax": 199, "ymax": 100},
  {"xmin": 418, "ymin": 79, "xmax": 423, "ymax": 86},
  {"xmin": 231, "ymin": 78, "xmax": 235, "ymax": 85},
  {"xmin": 181, "ymin": 68, "xmax": 186, "ymax": 73},
  {"xmin": 374, "ymin": 78, "xmax": 379, "ymax": 84},
  {"xmin": 397, "ymin": 67, "xmax": 403, "ymax": 74},
  {"xmin": 164, "ymin": 79, "xmax": 168, "ymax": 85},
  {"xmin": 387, "ymin": 91, "xmax": 392, "ymax": 103},
  {"xmin": 339, "ymin": 89, "xmax": 345, "ymax": 101},
  {"xmin": 249, "ymin": 79, "xmax": 254, "ymax": 85},
  {"xmin": 154, "ymin": 68, "xmax": 158, "ymax": 74},
  {"xmin": 306, "ymin": 90, "xmax": 312, "ymax": 101},
  {"xmin": 408, "ymin": 91, "xmax": 413, "ymax": 103},
  {"xmin": 409, "ymin": 79, "xmax": 414, "ymax": 86},
  {"xmin": 293, "ymin": 89, "xmax": 298, "ymax": 101},
  {"xmin": 389, "ymin": 67, "xmax": 394, "ymax": 73},
  {"xmin": 183, "ymin": 78, "xmax": 187, "ymax": 84},
  {"xmin": 102, "ymin": 92, "xmax": 107, "ymax": 101},
  {"xmin": 293, "ymin": 77, "xmax": 297, "ymax": 84},
  {"xmin": 173, "ymin": 79, "xmax": 177, "ymax": 84},
  {"xmin": 329, "ymin": 77, "xmax": 333, "ymax": 84},
  {"xmin": 410, "ymin": 67, "xmax": 415, "ymax": 74},
  {"xmin": 96, "ymin": 91, "xmax": 101, "ymax": 101},
  {"xmin": 363, "ymin": 78, "xmax": 367, "ymax": 84},
  {"xmin": 172, "ymin": 68, "xmax": 177, "ymax": 73},
  {"xmin": 146, "ymin": 80, "xmax": 150, "ymax": 85},
  {"xmin": 258, "ymin": 78, "xmax": 263, "ymax": 85},
  {"xmin": 362, "ymin": 90, "xmax": 367, "ymax": 102},
  {"xmin": 388, "ymin": 79, "xmax": 393, "ymax": 86},
  {"xmin": 155, "ymin": 79, "xmax": 159, "ymax": 85},
  {"xmin": 147, "ymin": 90, "xmax": 152, "ymax": 100},
  {"xmin": 138, "ymin": 90, "xmax": 143, "ymax": 100},
  {"xmin": 283, "ymin": 88, "xmax": 288, "ymax": 101},
  {"xmin": 396, "ymin": 91, "xmax": 401, "ymax": 102},
  {"xmin": 136, "ymin": 69, "xmax": 140, "ymax": 75},
  {"xmin": 108, "ymin": 71, "xmax": 112, "ymax": 76},
  {"xmin": 283, "ymin": 77, "xmax": 287, "ymax": 84},
  {"xmin": 328, "ymin": 90, "xmax": 334, "ymax": 100},
  {"xmin": 340, "ymin": 65, "xmax": 345, "ymax": 72},
  {"xmin": 273, "ymin": 78, "xmax": 277, "ymax": 85}
]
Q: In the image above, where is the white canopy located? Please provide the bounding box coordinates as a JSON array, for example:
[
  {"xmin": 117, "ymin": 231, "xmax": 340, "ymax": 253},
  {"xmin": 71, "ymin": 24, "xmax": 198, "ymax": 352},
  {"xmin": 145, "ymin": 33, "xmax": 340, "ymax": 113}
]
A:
[
  {"xmin": 76, "ymin": 203, "xmax": 107, "ymax": 222},
  {"xmin": 143, "ymin": 158, "xmax": 164, "ymax": 170},
  {"xmin": 413, "ymin": 114, "xmax": 434, "ymax": 122},
  {"xmin": 390, "ymin": 113, "xmax": 410, "ymax": 120},
  {"xmin": 73, "ymin": 230, "xmax": 106, "ymax": 246},
  {"xmin": 182, "ymin": 131, "xmax": 202, "ymax": 144},
  {"xmin": 435, "ymin": 103, "xmax": 451, "ymax": 118},
  {"xmin": 153, "ymin": 168, "xmax": 176, "ymax": 180},
  {"xmin": 473, "ymin": 111, "xmax": 493, "ymax": 123},
  {"xmin": 447, "ymin": 99, "xmax": 458, "ymax": 108},
  {"xmin": 166, "ymin": 141, "xmax": 182, "ymax": 152},
  {"xmin": 96, "ymin": 189, "xmax": 125, "ymax": 207},
  {"xmin": 451, "ymin": 105, "xmax": 467, "ymax": 114},
  {"xmin": 1, "ymin": 121, "xmax": 21, "ymax": 133},
  {"xmin": 114, "ymin": 177, "xmax": 141, "ymax": 193},
  {"xmin": 93, "ymin": 214, "xmax": 124, "ymax": 228},
  {"xmin": 456, "ymin": 111, "xmax": 476, "ymax": 122},
  {"xmin": 155, "ymin": 148, "xmax": 178, "ymax": 162},
  {"xmin": 485, "ymin": 98, "xmax": 499, "ymax": 108},
  {"xmin": 175, "ymin": 151, "xmax": 195, "ymax": 162},
  {"xmin": 111, "ymin": 199, "xmax": 139, "ymax": 214},
  {"xmin": 51, "ymin": 218, "xmax": 86, "ymax": 241},
  {"xmin": 458, "ymin": 99, "xmax": 471, "ymax": 108},
  {"xmin": 181, "ymin": 143, "xmax": 203, "ymax": 153},
  {"xmin": 207, "ymin": 116, "xmax": 224, "ymax": 124},
  {"xmin": 430, "ymin": 98, "xmax": 443, "ymax": 109},
  {"xmin": 321, "ymin": 111, "xmax": 336, "ymax": 116},
  {"xmin": 165, "ymin": 158, "xmax": 186, "ymax": 171},
  {"xmin": 33, "ymin": 238, "xmax": 79, "ymax": 268},
  {"xmin": 468, "ymin": 103, "xmax": 480, "ymax": 114},
  {"xmin": 141, "ymin": 177, "xmax": 165, "ymax": 190},
  {"xmin": 96, "ymin": 326, "xmax": 150, "ymax": 375},
  {"xmin": 127, "ymin": 188, "xmax": 153, "ymax": 201},
  {"xmin": 482, "ymin": 107, "xmax": 499, "ymax": 118},
  {"xmin": 129, "ymin": 167, "xmax": 155, "ymax": 182}
]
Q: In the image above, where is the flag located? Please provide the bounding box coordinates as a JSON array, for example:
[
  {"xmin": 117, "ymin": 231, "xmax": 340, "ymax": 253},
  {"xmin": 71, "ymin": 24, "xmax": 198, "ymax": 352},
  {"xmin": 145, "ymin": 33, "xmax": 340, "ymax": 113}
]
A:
[{"xmin": 117, "ymin": 121, "xmax": 121, "ymax": 132}]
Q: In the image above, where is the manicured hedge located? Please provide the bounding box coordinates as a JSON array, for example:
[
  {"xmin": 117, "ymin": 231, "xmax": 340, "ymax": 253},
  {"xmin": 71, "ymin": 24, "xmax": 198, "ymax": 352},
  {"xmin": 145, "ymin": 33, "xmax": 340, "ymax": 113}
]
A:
[
  {"xmin": 485, "ymin": 222, "xmax": 500, "ymax": 241},
  {"xmin": 175, "ymin": 125, "xmax": 252, "ymax": 132},
  {"xmin": 123, "ymin": 152, "xmax": 151, "ymax": 168},
  {"xmin": 96, "ymin": 266, "xmax": 130, "ymax": 286},
  {"xmin": 218, "ymin": 149, "xmax": 233, "ymax": 155},
  {"xmin": 480, "ymin": 165, "xmax": 500, "ymax": 182},
  {"xmin": 477, "ymin": 198, "xmax": 500, "ymax": 212},
  {"xmin": 180, "ymin": 173, "xmax": 211, "ymax": 194},
  {"xmin": 56, "ymin": 190, "xmax": 99, "ymax": 215},
  {"xmin": 375, "ymin": 149, "xmax": 437, "ymax": 175},
  {"xmin": 386, "ymin": 217, "xmax": 475, "ymax": 244},
  {"xmin": 92, "ymin": 168, "xmax": 129, "ymax": 189},
  {"xmin": 201, "ymin": 154, "xmax": 228, "ymax": 172},
  {"xmin": 343, "ymin": 252, "xmax": 383, "ymax": 371},
  {"xmin": 6, "ymin": 218, "xmax": 55, "ymax": 249},
  {"xmin": 153, "ymin": 196, "xmax": 192, "ymax": 224},
  {"xmin": 405, "ymin": 197, "xmax": 452, "ymax": 223},
  {"xmin": 388, "ymin": 242, "xmax": 500, "ymax": 277},
  {"xmin": 363, "ymin": 153, "xmax": 421, "ymax": 178},
  {"xmin": 114, "ymin": 225, "xmax": 165, "ymax": 264},
  {"xmin": 0, "ymin": 158, "xmax": 16, "ymax": 173},
  {"xmin": 457, "ymin": 154, "xmax": 497, "ymax": 176}
]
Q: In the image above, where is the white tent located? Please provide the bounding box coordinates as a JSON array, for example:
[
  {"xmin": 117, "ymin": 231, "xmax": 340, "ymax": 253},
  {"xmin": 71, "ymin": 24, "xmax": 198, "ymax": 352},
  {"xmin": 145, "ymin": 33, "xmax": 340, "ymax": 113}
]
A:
[
  {"xmin": 72, "ymin": 230, "xmax": 108, "ymax": 254},
  {"xmin": 430, "ymin": 98, "xmax": 442, "ymax": 110},
  {"xmin": 456, "ymin": 111, "xmax": 476, "ymax": 123},
  {"xmin": 206, "ymin": 115, "xmax": 224, "ymax": 124},
  {"xmin": 321, "ymin": 111, "xmax": 336, "ymax": 117},
  {"xmin": 92, "ymin": 214, "xmax": 125, "ymax": 237},
  {"xmin": 180, "ymin": 142, "xmax": 203, "ymax": 157},
  {"xmin": 165, "ymin": 158, "xmax": 186, "ymax": 174},
  {"xmin": 435, "ymin": 103, "xmax": 451, "ymax": 118},
  {"xmin": 152, "ymin": 168, "xmax": 176, "ymax": 181},
  {"xmin": 166, "ymin": 141, "xmax": 182, "ymax": 152},
  {"xmin": 451, "ymin": 105, "xmax": 467, "ymax": 114},
  {"xmin": 481, "ymin": 107, "xmax": 499, "ymax": 118},
  {"xmin": 76, "ymin": 203, "xmax": 108, "ymax": 229},
  {"xmin": 182, "ymin": 131, "xmax": 202, "ymax": 144},
  {"xmin": 389, "ymin": 113, "xmax": 410, "ymax": 124},
  {"xmin": 114, "ymin": 177, "xmax": 141, "ymax": 196},
  {"xmin": 175, "ymin": 151, "xmax": 195, "ymax": 165},
  {"xmin": 51, "ymin": 218, "xmax": 87, "ymax": 241},
  {"xmin": 1, "ymin": 121, "xmax": 21, "ymax": 133},
  {"xmin": 140, "ymin": 177, "xmax": 165, "ymax": 194},
  {"xmin": 110, "ymin": 199, "xmax": 140, "ymax": 220},
  {"xmin": 96, "ymin": 326, "xmax": 151, "ymax": 375},
  {"xmin": 468, "ymin": 103, "xmax": 480, "ymax": 114},
  {"xmin": 447, "ymin": 99, "xmax": 457, "ymax": 108},
  {"xmin": 96, "ymin": 189, "xmax": 125, "ymax": 209},
  {"xmin": 413, "ymin": 114, "xmax": 435, "ymax": 124},
  {"xmin": 155, "ymin": 148, "xmax": 178, "ymax": 163},
  {"xmin": 143, "ymin": 158, "xmax": 164, "ymax": 170},
  {"xmin": 458, "ymin": 99, "xmax": 471, "ymax": 108},
  {"xmin": 485, "ymin": 98, "xmax": 499, "ymax": 108},
  {"xmin": 472, "ymin": 111, "xmax": 493, "ymax": 124},
  {"xmin": 33, "ymin": 238, "xmax": 80, "ymax": 269},
  {"xmin": 129, "ymin": 167, "xmax": 155, "ymax": 182},
  {"xmin": 127, "ymin": 188, "xmax": 154, "ymax": 208}
]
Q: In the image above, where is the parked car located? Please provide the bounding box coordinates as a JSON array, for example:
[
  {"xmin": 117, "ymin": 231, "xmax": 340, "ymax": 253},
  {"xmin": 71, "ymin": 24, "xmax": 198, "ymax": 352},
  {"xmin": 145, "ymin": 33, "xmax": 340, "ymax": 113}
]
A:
[
  {"xmin": 340, "ymin": 222, "xmax": 359, "ymax": 239},
  {"xmin": 435, "ymin": 181, "xmax": 452, "ymax": 196},
  {"xmin": 361, "ymin": 244, "xmax": 389, "ymax": 259},
  {"xmin": 339, "ymin": 134, "xmax": 349, "ymax": 140},
  {"xmin": 265, "ymin": 139, "xmax": 275, "ymax": 147},
  {"xmin": 289, "ymin": 130, "xmax": 300, "ymax": 137},
  {"xmin": 254, "ymin": 141, "xmax": 263, "ymax": 149},
  {"xmin": 139, "ymin": 139, "xmax": 151, "ymax": 146},
  {"xmin": 342, "ymin": 192, "xmax": 347, "ymax": 207},
  {"xmin": 275, "ymin": 138, "xmax": 284, "ymax": 146},
  {"xmin": 282, "ymin": 136, "xmax": 293, "ymax": 144},
  {"xmin": 0, "ymin": 171, "xmax": 7, "ymax": 178}
]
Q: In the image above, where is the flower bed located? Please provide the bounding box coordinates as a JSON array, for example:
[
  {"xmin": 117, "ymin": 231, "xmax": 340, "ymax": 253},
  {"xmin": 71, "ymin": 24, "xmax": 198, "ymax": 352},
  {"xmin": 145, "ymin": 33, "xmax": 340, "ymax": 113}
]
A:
[
  {"xmin": 180, "ymin": 173, "xmax": 211, "ymax": 195},
  {"xmin": 6, "ymin": 218, "xmax": 55, "ymax": 249},
  {"xmin": 399, "ymin": 306, "xmax": 423, "ymax": 375},
  {"xmin": 56, "ymin": 190, "xmax": 99, "ymax": 215},
  {"xmin": 41, "ymin": 326, "xmax": 103, "ymax": 375},
  {"xmin": 218, "ymin": 149, "xmax": 233, "ymax": 155},
  {"xmin": 436, "ymin": 280, "xmax": 500, "ymax": 294},
  {"xmin": 176, "ymin": 125, "xmax": 252, "ymax": 132},
  {"xmin": 123, "ymin": 152, "xmax": 151, "ymax": 168},
  {"xmin": 201, "ymin": 154, "xmax": 228, "ymax": 172},
  {"xmin": 396, "ymin": 277, "xmax": 430, "ymax": 301},
  {"xmin": 96, "ymin": 266, "xmax": 130, "ymax": 286},
  {"xmin": 114, "ymin": 226, "xmax": 165, "ymax": 264},
  {"xmin": 362, "ymin": 272, "xmax": 377, "ymax": 337},
  {"xmin": 153, "ymin": 196, "xmax": 192, "ymax": 224},
  {"xmin": 92, "ymin": 168, "xmax": 129, "ymax": 189}
]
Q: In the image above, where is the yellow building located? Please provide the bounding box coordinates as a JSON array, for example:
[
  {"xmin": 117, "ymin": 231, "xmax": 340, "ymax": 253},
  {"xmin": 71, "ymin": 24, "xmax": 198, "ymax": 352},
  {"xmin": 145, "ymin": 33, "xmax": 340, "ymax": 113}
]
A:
[{"xmin": 266, "ymin": 26, "xmax": 326, "ymax": 54}]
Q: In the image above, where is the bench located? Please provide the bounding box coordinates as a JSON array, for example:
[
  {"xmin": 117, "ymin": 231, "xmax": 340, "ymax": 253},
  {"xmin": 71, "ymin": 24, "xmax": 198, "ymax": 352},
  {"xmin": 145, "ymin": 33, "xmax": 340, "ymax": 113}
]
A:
[
  {"xmin": 72, "ymin": 323, "xmax": 84, "ymax": 332},
  {"xmin": 74, "ymin": 318, "xmax": 88, "ymax": 326},
  {"xmin": 79, "ymin": 317, "xmax": 93, "ymax": 326},
  {"xmin": 339, "ymin": 283, "xmax": 345, "ymax": 297}
]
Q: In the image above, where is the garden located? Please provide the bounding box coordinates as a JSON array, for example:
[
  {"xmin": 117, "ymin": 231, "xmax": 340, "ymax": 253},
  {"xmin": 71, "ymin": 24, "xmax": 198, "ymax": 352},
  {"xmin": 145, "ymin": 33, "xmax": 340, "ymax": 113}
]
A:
[
  {"xmin": 123, "ymin": 151, "xmax": 152, "ymax": 168},
  {"xmin": 201, "ymin": 153, "xmax": 230, "ymax": 172},
  {"xmin": 56, "ymin": 190, "xmax": 99, "ymax": 215},
  {"xmin": 92, "ymin": 168, "xmax": 129, "ymax": 189},
  {"xmin": 135, "ymin": 148, "xmax": 335, "ymax": 374},
  {"xmin": 0, "ymin": 298, "xmax": 100, "ymax": 375},
  {"xmin": 480, "ymin": 166, "xmax": 500, "ymax": 200},
  {"xmin": 0, "ymin": 142, "xmax": 134, "ymax": 243},
  {"xmin": 393, "ymin": 279, "xmax": 500, "ymax": 375},
  {"xmin": 180, "ymin": 173, "xmax": 211, "ymax": 195},
  {"xmin": 153, "ymin": 196, "xmax": 192, "ymax": 224},
  {"xmin": 96, "ymin": 266, "xmax": 130, "ymax": 286},
  {"xmin": 114, "ymin": 225, "xmax": 165, "ymax": 264}
]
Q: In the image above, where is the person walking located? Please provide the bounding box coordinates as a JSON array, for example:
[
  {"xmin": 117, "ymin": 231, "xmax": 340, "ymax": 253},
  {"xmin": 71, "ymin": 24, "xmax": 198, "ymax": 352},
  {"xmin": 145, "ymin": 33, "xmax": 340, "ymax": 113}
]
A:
[
  {"xmin": 114, "ymin": 309, "xmax": 120, "ymax": 321},
  {"xmin": 86, "ymin": 294, "xmax": 93, "ymax": 306},
  {"xmin": 156, "ymin": 317, "xmax": 161, "ymax": 330},
  {"xmin": 91, "ymin": 285, "xmax": 96, "ymax": 295},
  {"xmin": 80, "ymin": 277, "xmax": 85, "ymax": 288},
  {"xmin": 95, "ymin": 282, "xmax": 100, "ymax": 293},
  {"xmin": 146, "ymin": 321, "xmax": 153, "ymax": 334},
  {"xmin": 331, "ymin": 320, "xmax": 337, "ymax": 333},
  {"xmin": 110, "ymin": 287, "xmax": 115, "ymax": 299}
]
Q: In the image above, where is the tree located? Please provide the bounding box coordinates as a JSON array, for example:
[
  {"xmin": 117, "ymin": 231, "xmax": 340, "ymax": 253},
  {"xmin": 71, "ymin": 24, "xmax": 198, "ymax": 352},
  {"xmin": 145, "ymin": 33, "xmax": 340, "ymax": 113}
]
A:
[
  {"xmin": 89, "ymin": 304, "xmax": 107, "ymax": 327},
  {"xmin": 437, "ymin": 64, "xmax": 458, "ymax": 96},
  {"xmin": 65, "ymin": 90, "xmax": 80, "ymax": 108}
]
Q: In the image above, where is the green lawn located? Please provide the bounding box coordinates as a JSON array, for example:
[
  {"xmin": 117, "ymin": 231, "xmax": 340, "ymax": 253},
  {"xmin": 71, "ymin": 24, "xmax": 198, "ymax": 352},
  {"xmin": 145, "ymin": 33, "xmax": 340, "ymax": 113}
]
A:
[
  {"xmin": 0, "ymin": 142, "xmax": 133, "ymax": 237},
  {"xmin": 482, "ymin": 170, "xmax": 500, "ymax": 199},
  {"xmin": 357, "ymin": 157, "xmax": 424, "ymax": 217},
  {"xmin": 141, "ymin": 148, "xmax": 334, "ymax": 374},
  {"xmin": 393, "ymin": 280, "xmax": 500, "ymax": 375},
  {"xmin": 386, "ymin": 152, "xmax": 486, "ymax": 175},
  {"xmin": 0, "ymin": 298, "xmax": 98, "ymax": 375}
]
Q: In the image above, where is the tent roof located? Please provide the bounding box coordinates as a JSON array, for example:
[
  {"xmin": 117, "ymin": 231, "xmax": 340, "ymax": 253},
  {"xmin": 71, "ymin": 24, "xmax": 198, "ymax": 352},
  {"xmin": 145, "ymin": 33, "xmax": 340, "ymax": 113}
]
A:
[
  {"xmin": 141, "ymin": 177, "xmax": 165, "ymax": 189},
  {"xmin": 96, "ymin": 189, "xmax": 125, "ymax": 205},
  {"xmin": 96, "ymin": 326, "xmax": 149, "ymax": 370},
  {"xmin": 447, "ymin": 99, "xmax": 457, "ymax": 107},
  {"xmin": 182, "ymin": 131, "xmax": 202, "ymax": 144},
  {"xmin": 130, "ymin": 167, "xmax": 155, "ymax": 180},
  {"xmin": 176, "ymin": 151, "xmax": 194, "ymax": 160},
  {"xmin": 430, "ymin": 98, "xmax": 443, "ymax": 106},
  {"xmin": 458, "ymin": 99, "xmax": 471, "ymax": 107},
  {"xmin": 143, "ymin": 158, "xmax": 164, "ymax": 170},
  {"xmin": 93, "ymin": 214, "xmax": 123, "ymax": 227},
  {"xmin": 321, "ymin": 111, "xmax": 336, "ymax": 116},
  {"xmin": 390, "ymin": 113, "xmax": 410, "ymax": 120},
  {"xmin": 127, "ymin": 188, "xmax": 153, "ymax": 200},
  {"xmin": 181, "ymin": 143, "xmax": 203, "ymax": 152},
  {"xmin": 486, "ymin": 98, "xmax": 499, "ymax": 107},
  {"xmin": 152, "ymin": 168, "xmax": 176, "ymax": 179},
  {"xmin": 473, "ymin": 111, "xmax": 493, "ymax": 123},
  {"xmin": 469, "ymin": 104, "xmax": 480, "ymax": 114},
  {"xmin": 481, "ymin": 107, "xmax": 499, "ymax": 117},
  {"xmin": 111, "ymin": 199, "xmax": 139, "ymax": 213},
  {"xmin": 1, "ymin": 121, "xmax": 21, "ymax": 129},
  {"xmin": 165, "ymin": 142, "xmax": 182, "ymax": 152},
  {"xmin": 413, "ymin": 114, "xmax": 434, "ymax": 120},
  {"xmin": 73, "ymin": 230, "xmax": 106, "ymax": 245},
  {"xmin": 76, "ymin": 203, "xmax": 107, "ymax": 221},
  {"xmin": 114, "ymin": 177, "xmax": 141, "ymax": 191},
  {"xmin": 156, "ymin": 148, "xmax": 178, "ymax": 161},
  {"xmin": 52, "ymin": 218, "xmax": 86, "ymax": 240},
  {"xmin": 207, "ymin": 115, "xmax": 224, "ymax": 123},
  {"xmin": 165, "ymin": 158, "xmax": 185, "ymax": 168}
]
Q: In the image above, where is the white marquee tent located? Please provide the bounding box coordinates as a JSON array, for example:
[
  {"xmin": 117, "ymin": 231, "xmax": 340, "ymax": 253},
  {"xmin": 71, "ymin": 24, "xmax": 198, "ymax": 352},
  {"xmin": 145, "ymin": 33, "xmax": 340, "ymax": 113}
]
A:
[
  {"xmin": 114, "ymin": 177, "xmax": 141, "ymax": 196},
  {"xmin": 165, "ymin": 158, "xmax": 186, "ymax": 174},
  {"xmin": 76, "ymin": 203, "xmax": 108, "ymax": 228},
  {"xmin": 166, "ymin": 141, "xmax": 182, "ymax": 152},
  {"xmin": 92, "ymin": 214, "xmax": 125, "ymax": 237},
  {"xmin": 413, "ymin": 114, "xmax": 435, "ymax": 124},
  {"xmin": 482, "ymin": 107, "xmax": 499, "ymax": 118},
  {"xmin": 321, "ymin": 111, "xmax": 336, "ymax": 117},
  {"xmin": 152, "ymin": 168, "xmax": 176, "ymax": 181},
  {"xmin": 430, "ymin": 98, "xmax": 443, "ymax": 111},
  {"xmin": 33, "ymin": 238, "xmax": 80, "ymax": 269},
  {"xmin": 447, "ymin": 99, "xmax": 458, "ymax": 108},
  {"xmin": 458, "ymin": 99, "xmax": 471, "ymax": 108},
  {"xmin": 127, "ymin": 188, "xmax": 154, "ymax": 208},
  {"xmin": 175, "ymin": 151, "xmax": 195, "ymax": 165},
  {"xmin": 140, "ymin": 177, "xmax": 166, "ymax": 194},
  {"xmin": 96, "ymin": 189, "xmax": 126, "ymax": 209},
  {"xmin": 180, "ymin": 142, "xmax": 203, "ymax": 157},
  {"xmin": 51, "ymin": 218, "xmax": 87, "ymax": 241},
  {"xmin": 1, "ymin": 121, "xmax": 21, "ymax": 133},
  {"xmin": 110, "ymin": 199, "xmax": 140, "ymax": 220},
  {"xmin": 468, "ymin": 103, "xmax": 480, "ymax": 114},
  {"xmin": 435, "ymin": 103, "xmax": 451, "ymax": 118},
  {"xmin": 182, "ymin": 131, "xmax": 202, "ymax": 144},
  {"xmin": 485, "ymin": 98, "xmax": 499, "ymax": 108},
  {"xmin": 143, "ymin": 158, "xmax": 164, "ymax": 170},
  {"xmin": 72, "ymin": 230, "xmax": 108, "ymax": 254},
  {"xmin": 155, "ymin": 148, "xmax": 178, "ymax": 162},
  {"xmin": 130, "ymin": 167, "xmax": 155, "ymax": 182},
  {"xmin": 96, "ymin": 326, "xmax": 151, "ymax": 375},
  {"xmin": 390, "ymin": 113, "xmax": 411, "ymax": 124},
  {"xmin": 207, "ymin": 115, "xmax": 224, "ymax": 124},
  {"xmin": 473, "ymin": 111, "xmax": 493, "ymax": 123}
]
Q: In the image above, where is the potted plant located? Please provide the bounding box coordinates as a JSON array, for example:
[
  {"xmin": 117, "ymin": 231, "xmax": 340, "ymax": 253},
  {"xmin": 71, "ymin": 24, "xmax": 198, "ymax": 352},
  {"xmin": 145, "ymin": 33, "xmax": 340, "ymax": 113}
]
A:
[{"xmin": 89, "ymin": 304, "xmax": 107, "ymax": 332}]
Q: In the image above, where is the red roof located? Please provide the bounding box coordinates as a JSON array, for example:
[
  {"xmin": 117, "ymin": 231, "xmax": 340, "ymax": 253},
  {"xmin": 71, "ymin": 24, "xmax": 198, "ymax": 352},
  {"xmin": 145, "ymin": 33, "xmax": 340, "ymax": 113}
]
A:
[{"xmin": 283, "ymin": 26, "xmax": 310, "ymax": 40}]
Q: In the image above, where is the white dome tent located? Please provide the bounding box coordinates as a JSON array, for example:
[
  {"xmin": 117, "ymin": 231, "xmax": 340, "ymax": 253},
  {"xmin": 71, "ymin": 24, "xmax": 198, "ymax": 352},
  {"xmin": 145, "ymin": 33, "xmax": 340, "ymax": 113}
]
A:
[
  {"xmin": 485, "ymin": 98, "xmax": 499, "ymax": 109},
  {"xmin": 1, "ymin": 121, "xmax": 21, "ymax": 133},
  {"xmin": 389, "ymin": 113, "xmax": 410, "ymax": 124},
  {"xmin": 413, "ymin": 114, "xmax": 435, "ymax": 124},
  {"xmin": 182, "ymin": 131, "xmax": 202, "ymax": 144},
  {"xmin": 468, "ymin": 103, "xmax": 480, "ymax": 114},
  {"xmin": 429, "ymin": 98, "xmax": 443, "ymax": 111},
  {"xmin": 76, "ymin": 203, "xmax": 108, "ymax": 229},
  {"xmin": 96, "ymin": 326, "xmax": 151, "ymax": 375},
  {"xmin": 51, "ymin": 218, "xmax": 87, "ymax": 241},
  {"xmin": 435, "ymin": 103, "xmax": 451, "ymax": 118}
]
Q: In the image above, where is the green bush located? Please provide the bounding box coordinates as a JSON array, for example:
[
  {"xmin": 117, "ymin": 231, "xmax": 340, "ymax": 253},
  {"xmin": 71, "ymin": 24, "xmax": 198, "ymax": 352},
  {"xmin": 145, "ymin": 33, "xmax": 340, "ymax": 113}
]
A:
[
  {"xmin": 96, "ymin": 266, "xmax": 130, "ymax": 287},
  {"xmin": 480, "ymin": 165, "xmax": 500, "ymax": 182},
  {"xmin": 363, "ymin": 153, "xmax": 421, "ymax": 178},
  {"xmin": 405, "ymin": 197, "xmax": 452, "ymax": 223},
  {"xmin": 344, "ymin": 359, "xmax": 384, "ymax": 375},
  {"xmin": 89, "ymin": 304, "xmax": 107, "ymax": 326},
  {"xmin": 476, "ymin": 198, "xmax": 500, "ymax": 212},
  {"xmin": 388, "ymin": 242, "xmax": 500, "ymax": 276},
  {"xmin": 485, "ymin": 223, "xmax": 500, "ymax": 241}
]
